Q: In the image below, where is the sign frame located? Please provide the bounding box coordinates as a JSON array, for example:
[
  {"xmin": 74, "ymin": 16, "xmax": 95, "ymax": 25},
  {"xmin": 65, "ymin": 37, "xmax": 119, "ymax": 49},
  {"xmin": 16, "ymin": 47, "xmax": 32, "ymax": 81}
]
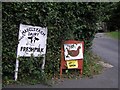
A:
[
  {"xmin": 14, "ymin": 24, "xmax": 47, "ymax": 81},
  {"xmin": 60, "ymin": 40, "xmax": 84, "ymax": 78}
]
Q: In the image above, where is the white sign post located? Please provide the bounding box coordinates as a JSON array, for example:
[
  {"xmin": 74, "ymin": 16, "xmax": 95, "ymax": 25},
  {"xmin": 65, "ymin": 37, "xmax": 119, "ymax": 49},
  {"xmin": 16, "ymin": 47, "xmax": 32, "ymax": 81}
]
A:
[{"xmin": 15, "ymin": 24, "xmax": 47, "ymax": 81}]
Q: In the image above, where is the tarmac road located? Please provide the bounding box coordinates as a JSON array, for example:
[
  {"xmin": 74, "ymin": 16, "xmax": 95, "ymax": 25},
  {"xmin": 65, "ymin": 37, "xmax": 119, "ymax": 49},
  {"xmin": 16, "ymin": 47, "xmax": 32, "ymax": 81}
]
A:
[{"xmin": 3, "ymin": 33, "xmax": 119, "ymax": 89}]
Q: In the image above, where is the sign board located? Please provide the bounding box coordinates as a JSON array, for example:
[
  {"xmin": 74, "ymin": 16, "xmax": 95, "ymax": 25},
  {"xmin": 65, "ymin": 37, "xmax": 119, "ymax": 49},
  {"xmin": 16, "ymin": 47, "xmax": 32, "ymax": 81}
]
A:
[
  {"xmin": 15, "ymin": 24, "xmax": 47, "ymax": 81},
  {"xmin": 17, "ymin": 24, "xmax": 47, "ymax": 57},
  {"xmin": 64, "ymin": 43, "xmax": 83, "ymax": 60},
  {"xmin": 66, "ymin": 60, "xmax": 78, "ymax": 69},
  {"xmin": 60, "ymin": 40, "xmax": 84, "ymax": 78}
]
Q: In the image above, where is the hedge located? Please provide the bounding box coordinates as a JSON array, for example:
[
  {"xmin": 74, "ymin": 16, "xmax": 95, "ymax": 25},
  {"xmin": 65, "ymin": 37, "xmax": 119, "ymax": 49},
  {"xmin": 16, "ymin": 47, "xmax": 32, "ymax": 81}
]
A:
[{"xmin": 2, "ymin": 2, "xmax": 101, "ymax": 85}]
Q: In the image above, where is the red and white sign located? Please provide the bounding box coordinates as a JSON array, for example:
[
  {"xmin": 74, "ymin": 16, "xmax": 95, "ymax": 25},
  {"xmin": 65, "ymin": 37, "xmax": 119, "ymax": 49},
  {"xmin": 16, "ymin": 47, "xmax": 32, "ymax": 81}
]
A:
[
  {"xmin": 60, "ymin": 40, "xmax": 84, "ymax": 77},
  {"xmin": 64, "ymin": 43, "xmax": 83, "ymax": 60}
]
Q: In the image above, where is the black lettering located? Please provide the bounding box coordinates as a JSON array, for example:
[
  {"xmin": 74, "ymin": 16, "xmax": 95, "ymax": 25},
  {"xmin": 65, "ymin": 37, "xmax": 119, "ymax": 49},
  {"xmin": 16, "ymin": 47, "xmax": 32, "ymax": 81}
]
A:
[
  {"xmin": 33, "ymin": 48, "xmax": 35, "ymax": 52},
  {"xmin": 23, "ymin": 47, "xmax": 26, "ymax": 51},
  {"xmin": 22, "ymin": 27, "xmax": 45, "ymax": 36},
  {"xmin": 38, "ymin": 29, "xmax": 41, "ymax": 33},
  {"xmin": 26, "ymin": 47, "xmax": 28, "ymax": 52},
  {"xmin": 24, "ymin": 29, "xmax": 28, "ymax": 33},
  {"xmin": 22, "ymin": 31, "xmax": 25, "ymax": 35},
  {"xmin": 29, "ymin": 47, "xmax": 34, "ymax": 52},
  {"xmin": 43, "ymin": 33, "xmax": 45, "ymax": 36},
  {"xmin": 33, "ymin": 48, "xmax": 37, "ymax": 52},
  {"xmin": 34, "ymin": 33, "xmax": 36, "ymax": 36},
  {"xmin": 37, "ymin": 48, "xmax": 41, "ymax": 52},
  {"xmin": 36, "ymin": 28, "xmax": 39, "ymax": 32},
  {"xmin": 20, "ymin": 47, "xmax": 23, "ymax": 51},
  {"xmin": 29, "ymin": 27, "xmax": 35, "ymax": 31},
  {"xmin": 22, "ymin": 28, "xmax": 29, "ymax": 35},
  {"xmin": 33, "ymin": 28, "xmax": 36, "ymax": 31},
  {"xmin": 20, "ymin": 47, "xmax": 43, "ymax": 52},
  {"xmin": 36, "ymin": 33, "xmax": 39, "ymax": 36},
  {"xmin": 34, "ymin": 33, "xmax": 39, "ymax": 36},
  {"xmin": 40, "ymin": 48, "xmax": 44, "ymax": 52},
  {"xmin": 28, "ymin": 32, "xmax": 32, "ymax": 36},
  {"xmin": 38, "ymin": 29, "xmax": 45, "ymax": 36},
  {"xmin": 40, "ymin": 31, "xmax": 45, "ymax": 36},
  {"xmin": 34, "ymin": 48, "xmax": 38, "ymax": 52},
  {"xmin": 20, "ymin": 47, "xmax": 26, "ymax": 52},
  {"xmin": 29, "ymin": 27, "xmax": 32, "ymax": 31}
]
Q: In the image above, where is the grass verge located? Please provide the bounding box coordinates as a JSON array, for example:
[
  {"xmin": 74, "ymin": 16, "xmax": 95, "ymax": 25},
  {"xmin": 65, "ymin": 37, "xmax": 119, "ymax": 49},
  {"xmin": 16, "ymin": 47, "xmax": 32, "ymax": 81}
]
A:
[{"xmin": 106, "ymin": 31, "xmax": 120, "ymax": 40}]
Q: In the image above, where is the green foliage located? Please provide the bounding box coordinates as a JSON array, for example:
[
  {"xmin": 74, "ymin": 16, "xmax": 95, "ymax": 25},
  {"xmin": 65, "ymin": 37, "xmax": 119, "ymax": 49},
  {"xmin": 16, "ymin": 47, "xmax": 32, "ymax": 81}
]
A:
[
  {"xmin": 0, "ymin": 3, "xmax": 2, "ymax": 85},
  {"xmin": 2, "ymin": 2, "xmax": 103, "ymax": 86},
  {"xmin": 3, "ymin": 55, "xmax": 52, "ymax": 87},
  {"xmin": 94, "ymin": 2, "xmax": 117, "ymax": 32},
  {"xmin": 96, "ymin": 2, "xmax": 119, "ymax": 31},
  {"xmin": 106, "ymin": 2, "xmax": 120, "ymax": 31},
  {"xmin": 96, "ymin": 2, "xmax": 116, "ymax": 22},
  {"xmin": 83, "ymin": 51, "xmax": 103, "ymax": 77},
  {"xmin": 106, "ymin": 31, "xmax": 120, "ymax": 40}
]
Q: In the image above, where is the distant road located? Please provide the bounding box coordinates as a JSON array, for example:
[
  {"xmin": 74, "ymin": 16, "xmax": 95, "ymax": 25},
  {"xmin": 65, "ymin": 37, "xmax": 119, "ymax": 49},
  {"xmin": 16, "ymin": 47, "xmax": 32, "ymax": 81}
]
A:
[
  {"xmin": 91, "ymin": 33, "xmax": 119, "ymax": 88},
  {"xmin": 92, "ymin": 33, "xmax": 119, "ymax": 67}
]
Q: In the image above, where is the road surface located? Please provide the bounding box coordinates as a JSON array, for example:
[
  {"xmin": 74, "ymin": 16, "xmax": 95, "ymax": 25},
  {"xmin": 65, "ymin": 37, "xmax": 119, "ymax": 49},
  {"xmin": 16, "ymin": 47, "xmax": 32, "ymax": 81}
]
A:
[{"xmin": 3, "ymin": 33, "xmax": 119, "ymax": 88}]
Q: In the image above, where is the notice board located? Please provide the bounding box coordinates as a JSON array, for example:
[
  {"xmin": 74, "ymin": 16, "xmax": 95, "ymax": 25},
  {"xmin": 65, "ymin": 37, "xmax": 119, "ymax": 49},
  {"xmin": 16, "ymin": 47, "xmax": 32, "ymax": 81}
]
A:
[{"xmin": 60, "ymin": 40, "xmax": 84, "ymax": 77}]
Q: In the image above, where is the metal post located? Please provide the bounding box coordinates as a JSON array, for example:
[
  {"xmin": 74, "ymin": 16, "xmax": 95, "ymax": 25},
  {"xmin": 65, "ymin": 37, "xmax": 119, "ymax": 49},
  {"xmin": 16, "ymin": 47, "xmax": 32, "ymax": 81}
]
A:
[
  {"xmin": 41, "ymin": 54, "xmax": 45, "ymax": 72},
  {"xmin": 14, "ymin": 56, "xmax": 19, "ymax": 81}
]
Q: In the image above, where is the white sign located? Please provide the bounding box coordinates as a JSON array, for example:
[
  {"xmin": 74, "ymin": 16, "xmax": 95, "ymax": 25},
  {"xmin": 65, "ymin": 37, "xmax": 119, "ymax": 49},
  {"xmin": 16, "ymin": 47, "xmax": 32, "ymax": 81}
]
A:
[
  {"xmin": 17, "ymin": 24, "xmax": 47, "ymax": 57},
  {"xmin": 64, "ymin": 43, "xmax": 83, "ymax": 60},
  {"xmin": 15, "ymin": 24, "xmax": 47, "ymax": 81}
]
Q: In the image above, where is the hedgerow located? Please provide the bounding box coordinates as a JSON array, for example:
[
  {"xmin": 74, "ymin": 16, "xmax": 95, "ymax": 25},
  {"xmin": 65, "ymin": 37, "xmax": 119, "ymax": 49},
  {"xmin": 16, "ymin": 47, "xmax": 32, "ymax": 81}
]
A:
[{"xmin": 2, "ymin": 2, "xmax": 102, "ymax": 86}]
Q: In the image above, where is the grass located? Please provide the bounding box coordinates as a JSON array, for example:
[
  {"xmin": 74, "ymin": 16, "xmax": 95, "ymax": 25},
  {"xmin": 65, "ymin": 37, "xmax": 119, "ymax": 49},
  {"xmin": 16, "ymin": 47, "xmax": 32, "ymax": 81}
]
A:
[
  {"xmin": 106, "ymin": 31, "xmax": 120, "ymax": 40},
  {"xmin": 82, "ymin": 51, "xmax": 103, "ymax": 77}
]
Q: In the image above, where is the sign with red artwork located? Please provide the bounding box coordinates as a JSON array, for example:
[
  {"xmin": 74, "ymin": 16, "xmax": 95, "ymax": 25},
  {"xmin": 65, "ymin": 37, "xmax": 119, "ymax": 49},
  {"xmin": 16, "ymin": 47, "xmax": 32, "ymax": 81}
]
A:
[
  {"xmin": 64, "ymin": 43, "xmax": 83, "ymax": 60},
  {"xmin": 60, "ymin": 40, "xmax": 84, "ymax": 78}
]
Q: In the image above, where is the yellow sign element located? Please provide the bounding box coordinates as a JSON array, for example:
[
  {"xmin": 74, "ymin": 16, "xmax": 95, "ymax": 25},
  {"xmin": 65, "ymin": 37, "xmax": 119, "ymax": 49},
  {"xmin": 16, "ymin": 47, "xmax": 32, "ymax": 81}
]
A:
[{"xmin": 66, "ymin": 60, "xmax": 78, "ymax": 69}]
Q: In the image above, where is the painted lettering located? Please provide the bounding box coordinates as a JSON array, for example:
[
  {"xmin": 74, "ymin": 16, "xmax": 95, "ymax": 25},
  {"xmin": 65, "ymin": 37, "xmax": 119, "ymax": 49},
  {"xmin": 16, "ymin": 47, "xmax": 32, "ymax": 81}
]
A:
[
  {"xmin": 20, "ymin": 47, "xmax": 44, "ymax": 52},
  {"xmin": 40, "ymin": 48, "xmax": 44, "ymax": 52},
  {"xmin": 28, "ymin": 32, "xmax": 39, "ymax": 36},
  {"xmin": 22, "ymin": 27, "xmax": 46, "ymax": 36}
]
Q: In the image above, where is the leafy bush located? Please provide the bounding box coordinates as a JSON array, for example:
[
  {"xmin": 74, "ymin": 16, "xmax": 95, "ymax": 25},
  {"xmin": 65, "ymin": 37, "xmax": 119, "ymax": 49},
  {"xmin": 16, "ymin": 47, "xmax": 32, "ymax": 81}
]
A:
[
  {"xmin": 106, "ymin": 2, "xmax": 120, "ymax": 31},
  {"xmin": 2, "ymin": 2, "xmax": 102, "ymax": 86}
]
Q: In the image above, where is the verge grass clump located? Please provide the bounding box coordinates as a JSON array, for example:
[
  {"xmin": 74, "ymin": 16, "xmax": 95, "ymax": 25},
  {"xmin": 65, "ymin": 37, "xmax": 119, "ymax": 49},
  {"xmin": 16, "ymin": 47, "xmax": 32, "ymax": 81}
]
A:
[
  {"xmin": 106, "ymin": 31, "xmax": 120, "ymax": 40},
  {"xmin": 83, "ymin": 51, "xmax": 103, "ymax": 78}
]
